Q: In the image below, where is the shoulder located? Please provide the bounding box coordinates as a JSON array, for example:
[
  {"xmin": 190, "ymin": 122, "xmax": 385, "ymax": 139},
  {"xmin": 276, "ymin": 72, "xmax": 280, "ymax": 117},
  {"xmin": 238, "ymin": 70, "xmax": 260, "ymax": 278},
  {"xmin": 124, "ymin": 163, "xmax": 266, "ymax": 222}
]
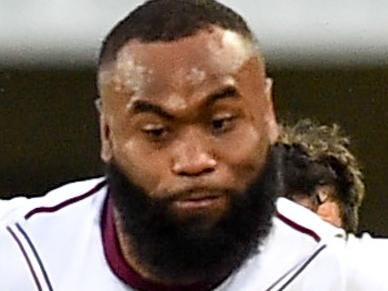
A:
[
  {"xmin": 274, "ymin": 197, "xmax": 345, "ymax": 242},
  {"xmin": 342, "ymin": 233, "xmax": 388, "ymax": 290},
  {"xmin": 222, "ymin": 198, "xmax": 348, "ymax": 291},
  {"xmin": 273, "ymin": 199, "xmax": 388, "ymax": 290},
  {"xmin": 1, "ymin": 177, "xmax": 108, "ymax": 229},
  {"xmin": 0, "ymin": 177, "xmax": 109, "ymax": 290},
  {"xmin": 0, "ymin": 196, "xmax": 30, "ymax": 221}
]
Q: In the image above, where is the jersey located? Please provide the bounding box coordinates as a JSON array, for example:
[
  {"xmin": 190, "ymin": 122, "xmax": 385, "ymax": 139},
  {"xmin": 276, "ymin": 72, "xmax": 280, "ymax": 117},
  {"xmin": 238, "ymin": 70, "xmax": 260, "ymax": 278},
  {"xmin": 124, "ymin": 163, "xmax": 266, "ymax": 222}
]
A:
[
  {"xmin": 341, "ymin": 233, "xmax": 388, "ymax": 291},
  {"xmin": 0, "ymin": 196, "xmax": 30, "ymax": 220},
  {"xmin": 0, "ymin": 177, "xmax": 386, "ymax": 291}
]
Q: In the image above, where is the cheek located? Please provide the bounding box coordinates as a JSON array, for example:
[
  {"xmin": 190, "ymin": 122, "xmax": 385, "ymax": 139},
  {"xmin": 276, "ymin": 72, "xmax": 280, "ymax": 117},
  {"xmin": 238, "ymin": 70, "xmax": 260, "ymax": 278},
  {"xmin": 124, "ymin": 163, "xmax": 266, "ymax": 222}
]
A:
[
  {"xmin": 111, "ymin": 136, "xmax": 169, "ymax": 193},
  {"xmin": 216, "ymin": 124, "xmax": 269, "ymax": 184}
]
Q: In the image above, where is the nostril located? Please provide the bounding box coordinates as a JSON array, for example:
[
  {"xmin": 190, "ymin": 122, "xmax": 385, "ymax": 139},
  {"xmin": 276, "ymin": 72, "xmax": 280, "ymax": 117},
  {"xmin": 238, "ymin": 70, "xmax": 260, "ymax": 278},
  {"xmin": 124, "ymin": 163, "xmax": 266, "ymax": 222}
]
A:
[
  {"xmin": 176, "ymin": 167, "xmax": 215, "ymax": 177},
  {"xmin": 178, "ymin": 166, "xmax": 215, "ymax": 177},
  {"xmin": 203, "ymin": 167, "xmax": 214, "ymax": 174}
]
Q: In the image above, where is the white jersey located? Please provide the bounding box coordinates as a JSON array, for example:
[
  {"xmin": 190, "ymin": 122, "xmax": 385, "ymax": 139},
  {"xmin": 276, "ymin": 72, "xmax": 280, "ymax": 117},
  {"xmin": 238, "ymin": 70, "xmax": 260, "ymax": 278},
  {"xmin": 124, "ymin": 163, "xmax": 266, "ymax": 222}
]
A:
[
  {"xmin": 0, "ymin": 196, "xmax": 30, "ymax": 220},
  {"xmin": 0, "ymin": 178, "xmax": 386, "ymax": 291}
]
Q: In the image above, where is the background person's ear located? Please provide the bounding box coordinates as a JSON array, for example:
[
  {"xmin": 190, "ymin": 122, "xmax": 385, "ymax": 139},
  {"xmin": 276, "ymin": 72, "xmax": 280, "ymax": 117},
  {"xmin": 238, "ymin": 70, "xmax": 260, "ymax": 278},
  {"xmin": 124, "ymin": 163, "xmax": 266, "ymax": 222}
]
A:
[{"xmin": 315, "ymin": 185, "xmax": 343, "ymax": 228}]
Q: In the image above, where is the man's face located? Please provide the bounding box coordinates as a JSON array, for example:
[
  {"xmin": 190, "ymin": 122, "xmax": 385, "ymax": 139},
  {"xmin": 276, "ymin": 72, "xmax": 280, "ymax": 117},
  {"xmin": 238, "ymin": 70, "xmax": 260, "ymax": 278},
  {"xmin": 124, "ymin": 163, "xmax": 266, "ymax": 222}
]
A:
[{"xmin": 98, "ymin": 26, "xmax": 277, "ymax": 225}]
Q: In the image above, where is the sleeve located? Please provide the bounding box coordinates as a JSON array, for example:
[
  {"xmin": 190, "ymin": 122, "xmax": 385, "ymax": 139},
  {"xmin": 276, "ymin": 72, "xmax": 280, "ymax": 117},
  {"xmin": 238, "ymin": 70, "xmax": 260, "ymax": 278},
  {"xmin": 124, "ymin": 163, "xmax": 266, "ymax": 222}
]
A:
[
  {"xmin": 0, "ymin": 223, "xmax": 41, "ymax": 290},
  {"xmin": 343, "ymin": 233, "xmax": 388, "ymax": 290}
]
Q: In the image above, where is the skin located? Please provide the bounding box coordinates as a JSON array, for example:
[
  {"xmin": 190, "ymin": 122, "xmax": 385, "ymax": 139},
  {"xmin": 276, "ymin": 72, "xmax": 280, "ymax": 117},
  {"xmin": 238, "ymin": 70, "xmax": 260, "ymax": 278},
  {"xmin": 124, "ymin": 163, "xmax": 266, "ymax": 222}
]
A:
[
  {"xmin": 315, "ymin": 185, "xmax": 342, "ymax": 228},
  {"xmin": 98, "ymin": 26, "xmax": 278, "ymax": 283},
  {"xmin": 292, "ymin": 184, "xmax": 343, "ymax": 228}
]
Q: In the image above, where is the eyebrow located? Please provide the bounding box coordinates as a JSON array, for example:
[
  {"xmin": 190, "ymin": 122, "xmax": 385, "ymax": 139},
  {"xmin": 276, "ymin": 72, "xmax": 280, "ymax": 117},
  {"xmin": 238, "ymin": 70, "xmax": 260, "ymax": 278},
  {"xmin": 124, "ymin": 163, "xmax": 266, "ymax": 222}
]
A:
[
  {"xmin": 129, "ymin": 100, "xmax": 174, "ymax": 119},
  {"xmin": 206, "ymin": 86, "xmax": 239, "ymax": 106},
  {"xmin": 128, "ymin": 86, "xmax": 239, "ymax": 119}
]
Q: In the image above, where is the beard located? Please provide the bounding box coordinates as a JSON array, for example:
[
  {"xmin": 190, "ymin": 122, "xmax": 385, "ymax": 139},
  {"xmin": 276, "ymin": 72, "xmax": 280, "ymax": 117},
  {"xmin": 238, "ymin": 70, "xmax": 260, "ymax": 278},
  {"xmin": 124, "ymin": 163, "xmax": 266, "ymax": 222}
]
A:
[{"xmin": 106, "ymin": 147, "xmax": 283, "ymax": 285}]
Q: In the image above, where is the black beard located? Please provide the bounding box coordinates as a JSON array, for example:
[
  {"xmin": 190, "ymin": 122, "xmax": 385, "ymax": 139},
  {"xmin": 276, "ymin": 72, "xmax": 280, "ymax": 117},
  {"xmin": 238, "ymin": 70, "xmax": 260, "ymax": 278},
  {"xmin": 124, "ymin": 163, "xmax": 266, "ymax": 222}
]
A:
[{"xmin": 106, "ymin": 147, "xmax": 283, "ymax": 285}]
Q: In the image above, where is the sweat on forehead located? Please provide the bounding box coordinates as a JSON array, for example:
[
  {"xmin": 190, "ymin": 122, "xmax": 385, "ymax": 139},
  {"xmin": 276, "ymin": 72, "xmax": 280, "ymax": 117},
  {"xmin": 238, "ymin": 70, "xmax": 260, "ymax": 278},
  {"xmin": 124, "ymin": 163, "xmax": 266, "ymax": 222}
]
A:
[{"xmin": 98, "ymin": 27, "xmax": 263, "ymax": 96}]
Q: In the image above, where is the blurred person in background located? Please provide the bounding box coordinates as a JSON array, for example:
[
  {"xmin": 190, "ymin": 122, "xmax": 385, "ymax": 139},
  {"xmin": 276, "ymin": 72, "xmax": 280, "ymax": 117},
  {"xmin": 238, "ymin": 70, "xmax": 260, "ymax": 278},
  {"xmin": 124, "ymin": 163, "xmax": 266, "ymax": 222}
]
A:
[
  {"xmin": 279, "ymin": 119, "xmax": 364, "ymax": 233},
  {"xmin": 278, "ymin": 119, "xmax": 388, "ymax": 290}
]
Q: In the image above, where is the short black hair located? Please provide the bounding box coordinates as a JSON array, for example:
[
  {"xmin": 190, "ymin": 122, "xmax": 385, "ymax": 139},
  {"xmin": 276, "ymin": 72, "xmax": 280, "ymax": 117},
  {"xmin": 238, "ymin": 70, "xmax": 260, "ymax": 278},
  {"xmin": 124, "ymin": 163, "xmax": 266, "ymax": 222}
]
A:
[
  {"xmin": 98, "ymin": 0, "xmax": 255, "ymax": 67},
  {"xmin": 278, "ymin": 119, "xmax": 365, "ymax": 233}
]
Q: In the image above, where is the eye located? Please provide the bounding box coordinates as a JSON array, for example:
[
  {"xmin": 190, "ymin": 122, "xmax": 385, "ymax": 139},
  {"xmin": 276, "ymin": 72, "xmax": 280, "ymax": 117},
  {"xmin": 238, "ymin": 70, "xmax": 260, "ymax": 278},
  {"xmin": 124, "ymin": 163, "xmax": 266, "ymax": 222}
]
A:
[
  {"xmin": 141, "ymin": 124, "xmax": 168, "ymax": 140},
  {"xmin": 211, "ymin": 114, "xmax": 236, "ymax": 134}
]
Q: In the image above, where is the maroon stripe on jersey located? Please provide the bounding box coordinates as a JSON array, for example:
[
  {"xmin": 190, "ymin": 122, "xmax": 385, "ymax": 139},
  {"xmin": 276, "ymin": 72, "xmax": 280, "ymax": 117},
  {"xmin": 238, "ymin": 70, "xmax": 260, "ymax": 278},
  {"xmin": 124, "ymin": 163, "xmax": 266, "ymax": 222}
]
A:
[
  {"xmin": 276, "ymin": 211, "xmax": 321, "ymax": 242},
  {"xmin": 6, "ymin": 226, "xmax": 43, "ymax": 291},
  {"xmin": 25, "ymin": 180, "xmax": 107, "ymax": 220}
]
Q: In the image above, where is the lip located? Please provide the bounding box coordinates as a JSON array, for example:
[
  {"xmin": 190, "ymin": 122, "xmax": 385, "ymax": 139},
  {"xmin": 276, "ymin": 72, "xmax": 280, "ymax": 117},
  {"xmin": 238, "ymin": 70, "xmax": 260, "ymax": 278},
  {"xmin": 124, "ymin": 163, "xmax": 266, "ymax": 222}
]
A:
[
  {"xmin": 173, "ymin": 187, "xmax": 225, "ymax": 201},
  {"xmin": 173, "ymin": 196, "xmax": 226, "ymax": 209},
  {"xmin": 172, "ymin": 190, "xmax": 227, "ymax": 210}
]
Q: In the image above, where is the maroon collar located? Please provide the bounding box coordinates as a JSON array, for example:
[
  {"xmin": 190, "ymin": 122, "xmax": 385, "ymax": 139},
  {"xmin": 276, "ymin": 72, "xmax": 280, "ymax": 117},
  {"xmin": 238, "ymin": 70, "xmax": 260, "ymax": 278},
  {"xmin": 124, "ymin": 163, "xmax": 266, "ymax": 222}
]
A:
[{"xmin": 101, "ymin": 194, "xmax": 219, "ymax": 291}]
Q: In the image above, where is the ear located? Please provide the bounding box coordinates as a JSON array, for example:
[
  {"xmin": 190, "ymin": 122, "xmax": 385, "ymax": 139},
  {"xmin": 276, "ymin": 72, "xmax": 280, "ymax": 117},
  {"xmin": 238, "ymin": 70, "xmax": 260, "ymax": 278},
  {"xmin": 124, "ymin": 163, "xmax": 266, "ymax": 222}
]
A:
[
  {"xmin": 315, "ymin": 185, "xmax": 343, "ymax": 228},
  {"xmin": 264, "ymin": 78, "xmax": 279, "ymax": 144},
  {"xmin": 97, "ymin": 102, "xmax": 113, "ymax": 163}
]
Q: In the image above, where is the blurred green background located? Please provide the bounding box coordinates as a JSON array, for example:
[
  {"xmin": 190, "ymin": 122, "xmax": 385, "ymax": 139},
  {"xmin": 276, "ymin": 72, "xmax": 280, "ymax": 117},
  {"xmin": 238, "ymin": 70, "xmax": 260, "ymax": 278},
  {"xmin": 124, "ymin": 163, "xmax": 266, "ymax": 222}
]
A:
[{"xmin": 0, "ymin": 65, "xmax": 387, "ymax": 235}]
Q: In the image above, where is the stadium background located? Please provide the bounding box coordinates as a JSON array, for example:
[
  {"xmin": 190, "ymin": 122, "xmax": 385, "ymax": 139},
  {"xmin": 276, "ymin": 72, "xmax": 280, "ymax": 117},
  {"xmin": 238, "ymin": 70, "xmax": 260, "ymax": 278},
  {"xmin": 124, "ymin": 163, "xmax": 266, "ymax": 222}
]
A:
[{"xmin": 0, "ymin": 1, "xmax": 387, "ymax": 236}]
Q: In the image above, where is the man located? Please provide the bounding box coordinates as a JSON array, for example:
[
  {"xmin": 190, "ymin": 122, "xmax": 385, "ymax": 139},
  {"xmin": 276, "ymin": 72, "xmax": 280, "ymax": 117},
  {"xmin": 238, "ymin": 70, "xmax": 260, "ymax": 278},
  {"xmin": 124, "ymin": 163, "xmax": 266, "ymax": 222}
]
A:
[
  {"xmin": 278, "ymin": 119, "xmax": 364, "ymax": 233},
  {"xmin": 0, "ymin": 1, "xmax": 386, "ymax": 290}
]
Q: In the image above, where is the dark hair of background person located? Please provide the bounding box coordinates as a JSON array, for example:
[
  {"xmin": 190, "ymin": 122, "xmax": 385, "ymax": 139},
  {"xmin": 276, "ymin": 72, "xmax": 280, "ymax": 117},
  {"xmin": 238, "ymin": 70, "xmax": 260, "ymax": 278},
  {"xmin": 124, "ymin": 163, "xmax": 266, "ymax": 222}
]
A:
[{"xmin": 278, "ymin": 119, "xmax": 365, "ymax": 233}]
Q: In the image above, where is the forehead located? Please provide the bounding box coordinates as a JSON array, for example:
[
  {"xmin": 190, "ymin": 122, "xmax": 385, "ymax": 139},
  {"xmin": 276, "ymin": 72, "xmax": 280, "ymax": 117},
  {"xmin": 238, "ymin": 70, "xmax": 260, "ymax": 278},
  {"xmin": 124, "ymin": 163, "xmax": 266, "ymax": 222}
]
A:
[
  {"xmin": 119, "ymin": 28, "xmax": 253, "ymax": 72},
  {"xmin": 99, "ymin": 27, "xmax": 265, "ymax": 112}
]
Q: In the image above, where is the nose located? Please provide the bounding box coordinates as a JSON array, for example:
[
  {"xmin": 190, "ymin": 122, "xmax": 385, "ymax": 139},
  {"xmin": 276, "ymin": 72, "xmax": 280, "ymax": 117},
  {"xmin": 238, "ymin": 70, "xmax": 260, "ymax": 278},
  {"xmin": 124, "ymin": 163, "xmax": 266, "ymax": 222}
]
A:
[{"xmin": 171, "ymin": 129, "xmax": 217, "ymax": 177}]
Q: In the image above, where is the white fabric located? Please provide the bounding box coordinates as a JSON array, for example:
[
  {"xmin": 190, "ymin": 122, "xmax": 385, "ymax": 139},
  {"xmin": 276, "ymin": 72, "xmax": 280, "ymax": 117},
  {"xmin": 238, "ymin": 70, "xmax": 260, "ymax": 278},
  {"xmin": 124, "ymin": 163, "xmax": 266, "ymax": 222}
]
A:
[
  {"xmin": 0, "ymin": 178, "xmax": 386, "ymax": 290},
  {"xmin": 0, "ymin": 196, "xmax": 30, "ymax": 221}
]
